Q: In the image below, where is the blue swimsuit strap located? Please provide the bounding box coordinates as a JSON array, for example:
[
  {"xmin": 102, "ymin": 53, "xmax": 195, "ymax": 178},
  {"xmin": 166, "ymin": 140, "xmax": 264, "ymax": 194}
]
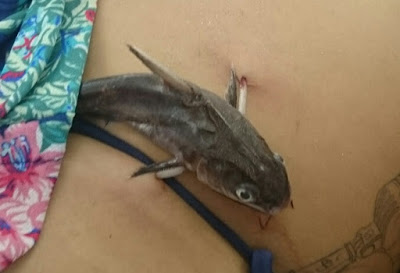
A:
[{"xmin": 70, "ymin": 117, "xmax": 274, "ymax": 273}]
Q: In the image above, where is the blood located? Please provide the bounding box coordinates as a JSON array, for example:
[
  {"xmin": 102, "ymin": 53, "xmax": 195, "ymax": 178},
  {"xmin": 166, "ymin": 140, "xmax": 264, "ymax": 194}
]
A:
[
  {"xmin": 235, "ymin": 74, "xmax": 257, "ymax": 88},
  {"xmin": 290, "ymin": 200, "xmax": 294, "ymax": 209},
  {"xmin": 240, "ymin": 76, "xmax": 247, "ymax": 87}
]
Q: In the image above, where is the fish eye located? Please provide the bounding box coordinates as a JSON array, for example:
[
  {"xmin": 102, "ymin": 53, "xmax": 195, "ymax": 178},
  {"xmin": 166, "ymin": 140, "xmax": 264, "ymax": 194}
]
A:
[{"xmin": 235, "ymin": 184, "xmax": 258, "ymax": 203}]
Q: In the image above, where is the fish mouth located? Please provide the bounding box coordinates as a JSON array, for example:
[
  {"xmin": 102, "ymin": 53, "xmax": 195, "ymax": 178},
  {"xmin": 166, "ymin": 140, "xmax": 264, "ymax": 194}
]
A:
[
  {"xmin": 268, "ymin": 207, "xmax": 281, "ymax": 215},
  {"xmin": 245, "ymin": 203, "xmax": 285, "ymax": 215},
  {"xmin": 268, "ymin": 197, "xmax": 292, "ymax": 215},
  {"xmin": 242, "ymin": 202, "xmax": 268, "ymax": 213}
]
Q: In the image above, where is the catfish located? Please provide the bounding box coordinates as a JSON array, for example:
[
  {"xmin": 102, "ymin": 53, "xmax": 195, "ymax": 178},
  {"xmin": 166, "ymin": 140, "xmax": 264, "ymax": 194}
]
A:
[{"xmin": 76, "ymin": 45, "xmax": 291, "ymax": 215}]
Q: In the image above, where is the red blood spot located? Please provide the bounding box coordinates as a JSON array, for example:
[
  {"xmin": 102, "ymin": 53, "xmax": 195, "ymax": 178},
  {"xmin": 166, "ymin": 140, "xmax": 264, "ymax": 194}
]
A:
[{"xmin": 240, "ymin": 76, "xmax": 247, "ymax": 86}]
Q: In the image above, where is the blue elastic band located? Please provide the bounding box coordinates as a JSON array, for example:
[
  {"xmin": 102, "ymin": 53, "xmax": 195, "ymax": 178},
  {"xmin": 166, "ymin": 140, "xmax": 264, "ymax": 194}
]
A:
[{"xmin": 70, "ymin": 117, "xmax": 273, "ymax": 273}]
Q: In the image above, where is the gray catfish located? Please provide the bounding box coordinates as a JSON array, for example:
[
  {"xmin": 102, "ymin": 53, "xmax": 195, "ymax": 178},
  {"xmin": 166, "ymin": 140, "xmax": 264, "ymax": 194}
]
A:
[{"xmin": 76, "ymin": 45, "xmax": 291, "ymax": 215}]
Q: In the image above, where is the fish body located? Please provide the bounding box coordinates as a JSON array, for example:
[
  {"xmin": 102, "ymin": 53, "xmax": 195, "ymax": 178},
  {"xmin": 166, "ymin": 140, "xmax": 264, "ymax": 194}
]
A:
[{"xmin": 76, "ymin": 45, "xmax": 291, "ymax": 214}]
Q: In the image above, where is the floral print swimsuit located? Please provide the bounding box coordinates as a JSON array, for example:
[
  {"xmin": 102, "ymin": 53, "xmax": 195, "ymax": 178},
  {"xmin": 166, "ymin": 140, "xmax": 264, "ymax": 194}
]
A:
[{"xmin": 0, "ymin": 0, "xmax": 97, "ymax": 269}]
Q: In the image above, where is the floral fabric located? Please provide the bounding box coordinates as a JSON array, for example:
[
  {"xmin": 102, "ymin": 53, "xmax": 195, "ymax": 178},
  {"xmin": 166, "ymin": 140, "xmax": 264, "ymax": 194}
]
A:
[{"xmin": 0, "ymin": 0, "xmax": 97, "ymax": 270}]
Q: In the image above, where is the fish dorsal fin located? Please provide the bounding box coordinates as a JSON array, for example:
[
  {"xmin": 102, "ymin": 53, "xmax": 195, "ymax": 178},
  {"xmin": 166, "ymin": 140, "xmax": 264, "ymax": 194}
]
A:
[
  {"xmin": 128, "ymin": 45, "xmax": 265, "ymax": 166},
  {"xmin": 127, "ymin": 44, "xmax": 192, "ymax": 93}
]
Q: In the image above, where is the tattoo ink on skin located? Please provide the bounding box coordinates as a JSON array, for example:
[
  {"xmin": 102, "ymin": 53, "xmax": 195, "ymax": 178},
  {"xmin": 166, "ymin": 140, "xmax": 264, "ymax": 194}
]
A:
[{"xmin": 290, "ymin": 173, "xmax": 400, "ymax": 273}]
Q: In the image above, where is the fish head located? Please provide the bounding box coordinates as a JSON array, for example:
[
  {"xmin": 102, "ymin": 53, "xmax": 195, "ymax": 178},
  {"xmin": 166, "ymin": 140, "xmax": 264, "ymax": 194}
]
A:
[{"xmin": 196, "ymin": 151, "xmax": 291, "ymax": 215}]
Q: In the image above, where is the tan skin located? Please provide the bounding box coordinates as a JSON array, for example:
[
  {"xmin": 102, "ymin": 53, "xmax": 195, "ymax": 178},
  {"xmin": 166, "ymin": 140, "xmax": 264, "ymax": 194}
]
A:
[{"xmin": 6, "ymin": 1, "xmax": 400, "ymax": 272}]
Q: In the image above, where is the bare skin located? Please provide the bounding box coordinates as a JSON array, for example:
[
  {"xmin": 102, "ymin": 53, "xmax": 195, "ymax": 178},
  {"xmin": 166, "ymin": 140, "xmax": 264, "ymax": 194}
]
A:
[{"xmin": 6, "ymin": 1, "xmax": 400, "ymax": 273}]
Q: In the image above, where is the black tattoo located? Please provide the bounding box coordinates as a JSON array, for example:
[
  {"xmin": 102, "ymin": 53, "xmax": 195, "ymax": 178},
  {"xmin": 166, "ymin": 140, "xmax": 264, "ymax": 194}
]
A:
[{"xmin": 290, "ymin": 173, "xmax": 400, "ymax": 273}]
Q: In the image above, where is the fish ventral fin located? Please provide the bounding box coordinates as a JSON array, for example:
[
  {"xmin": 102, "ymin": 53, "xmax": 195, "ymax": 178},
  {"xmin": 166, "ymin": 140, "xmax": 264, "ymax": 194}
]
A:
[{"xmin": 131, "ymin": 158, "xmax": 184, "ymax": 178}]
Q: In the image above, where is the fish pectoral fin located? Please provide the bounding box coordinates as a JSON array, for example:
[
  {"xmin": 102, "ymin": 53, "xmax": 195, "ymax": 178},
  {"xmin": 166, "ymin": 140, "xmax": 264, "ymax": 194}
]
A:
[
  {"xmin": 131, "ymin": 158, "xmax": 185, "ymax": 178},
  {"xmin": 224, "ymin": 67, "xmax": 238, "ymax": 108},
  {"xmin": 238, "ymin": 77, "xmax": 247, "ymax": 115}
]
